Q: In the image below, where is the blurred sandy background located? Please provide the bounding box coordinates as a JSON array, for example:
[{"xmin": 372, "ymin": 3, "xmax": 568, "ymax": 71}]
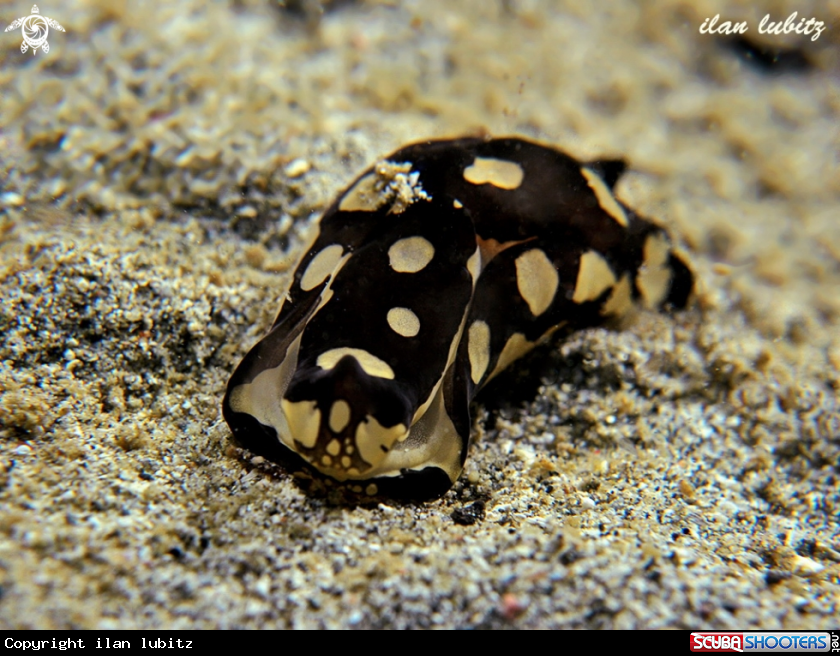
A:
[{"xmin": 0, "ymin": 0, "xmax": 838, "ymax": 629}]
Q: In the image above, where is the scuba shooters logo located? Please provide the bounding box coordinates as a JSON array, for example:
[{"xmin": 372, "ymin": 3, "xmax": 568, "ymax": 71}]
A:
[
  {"xmin": 690, "ymin": 632, "xmax": 836, "ymax": 653},
  {"xmin": 692, "ymin": 634, "xmax": 744, "ymax": 652},
  {"xmin": 4, "ymin": 5, "xmax": 65, "ymax": 55}
]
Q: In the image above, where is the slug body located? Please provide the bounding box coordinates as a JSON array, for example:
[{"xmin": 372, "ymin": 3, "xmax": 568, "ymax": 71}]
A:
[{"xmin": 222, "ymin": 137, "xmax": 693, "ymax": 499}]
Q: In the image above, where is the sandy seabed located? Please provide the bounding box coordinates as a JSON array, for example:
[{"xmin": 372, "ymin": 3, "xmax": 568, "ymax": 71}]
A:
[{"xmin": 0, "ymin": 0, "xmax": 838, "ymax": 629}]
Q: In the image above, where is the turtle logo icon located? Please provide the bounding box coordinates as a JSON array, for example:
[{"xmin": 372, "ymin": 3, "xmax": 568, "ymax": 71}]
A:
[{"xmin": 4, "ymin": 5, "xmax": 65, "ymax": 55}]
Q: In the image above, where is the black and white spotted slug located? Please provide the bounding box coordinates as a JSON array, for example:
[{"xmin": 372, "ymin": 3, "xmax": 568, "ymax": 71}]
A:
[{"xmin": 222, "ymin": 137, "xmax": 693, "ymax": 500}]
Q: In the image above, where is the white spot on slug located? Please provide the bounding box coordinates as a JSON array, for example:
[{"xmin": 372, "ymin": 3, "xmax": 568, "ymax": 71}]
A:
[
  {"xmin": 338, "ymin": 173, "xmax": 380, "ymax": 212},
  {"xmin": 355, "ymin": 416, "xmax": 407, "ymax": 468},
  {"xmin": 329, "ymin": 400, "xmax": 351, "ymax": 433},
  {"xmin": 466, "ymin": 247, "xmax": 481, "ymax": 283},
  {"xmin": 300, "ymin": 244, "xmax": 344, "ymax": 292},
  {"xmin": 573, "ymin": 250, "xmax": 617, "ymax": 304},
  {"xmin": 489, "ymin": 332, "xmax": 534, "ymax": 381},
  {"xmin": 515, "ymin": 248, "xmax": 559, "ymax": 317},
  {"xmin": 387, "ymin": 307, "xmax": 421, "ymax": 337},
  {"xmin": 637, "ymin": 233, "xmax": 672, "ymax": 309},
  {"xmin": 580, "ymin": 167, "xmax": 629, "ymax": 227},
  {"xmin": 317, "ymin": 348, "xmax": 395, "ymax": 379},
  {"xmin": 389, "ymin": 236, "xmax": 435, "ymax": 273},
  {"xmin": 601, "ymin": 273, "xmax": 633, "ymax": 317},
  {"xmin": 468, "ymin": 320, "xmax": 491, "ymax": 385},
  {"xmin": 463, "ymin": 157, "xmax": 524, "ymax": 190},
  {"xmin": 280, "ymin": 398, "xmax": 321, "ymax": 448}
]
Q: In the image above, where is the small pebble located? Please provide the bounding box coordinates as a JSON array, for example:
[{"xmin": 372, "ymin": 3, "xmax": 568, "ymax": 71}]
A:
[
  {"xmin": 284, "ymin": 159, "xmax": 311, "ymax": 178},
  {"xmin": 1, "ymin": 192, "xmax": 23, "ymax": 206}
]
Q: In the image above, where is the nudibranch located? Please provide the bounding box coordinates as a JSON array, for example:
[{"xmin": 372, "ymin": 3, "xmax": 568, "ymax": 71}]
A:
[{"xmin": 223, "ymin": 137, "xmax": 693, "ymax": 499}]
